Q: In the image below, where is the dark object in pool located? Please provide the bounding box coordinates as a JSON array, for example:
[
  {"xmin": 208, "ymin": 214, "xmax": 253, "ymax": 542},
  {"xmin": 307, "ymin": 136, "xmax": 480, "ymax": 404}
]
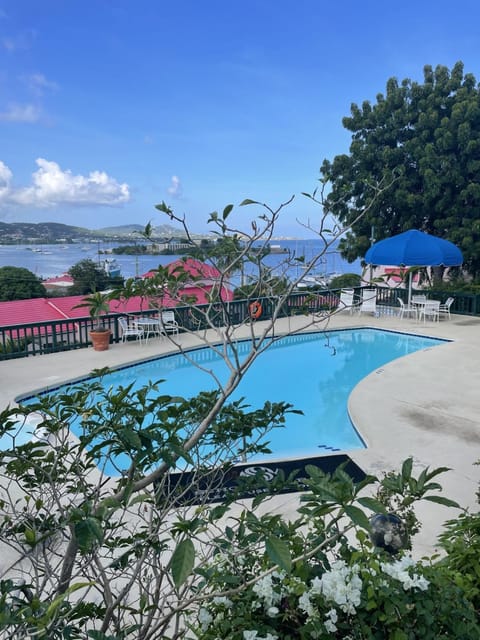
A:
[{"xmin": 369, "ymin": 513, "xmax": 408, "ymax": 554}]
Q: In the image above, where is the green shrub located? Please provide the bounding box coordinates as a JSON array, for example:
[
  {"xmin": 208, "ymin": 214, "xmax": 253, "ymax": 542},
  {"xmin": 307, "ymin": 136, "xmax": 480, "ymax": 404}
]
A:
[
  {"xmin": 439, "ymin": 511, "xmax": 480, "ymax": 614},
  {"xmin": 329, "ymin": 273, "xmax": 362, "ymax": 289}
]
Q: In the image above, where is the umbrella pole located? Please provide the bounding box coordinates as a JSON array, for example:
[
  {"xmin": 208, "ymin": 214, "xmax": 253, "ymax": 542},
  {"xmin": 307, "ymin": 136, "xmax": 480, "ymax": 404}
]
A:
[{"xmin": 408, "ymin": 271, "xmax": 413, "ymax": 306}]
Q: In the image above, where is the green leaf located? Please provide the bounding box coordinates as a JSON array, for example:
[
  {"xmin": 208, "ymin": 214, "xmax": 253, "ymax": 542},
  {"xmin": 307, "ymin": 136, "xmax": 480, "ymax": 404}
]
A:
[
  {"xmin": 222, "ymin": 204, "xmax": 234, "ymax": 219},
  {"xmin": 416, "ymin": 467, "xmax": 427, "ymax": 492},
  {"xmin": 265, "ymin": 535, "xmax": 292, "ymax": 572},
  {"xmin": 46, "ymin": 581, "xmax": 94, "ymax": 618},
  {"xmin": 128, "ymin": 493, "xmax": 152, "ymax": 507},
  {"xmin": 239, "ymin": 198, "xmax": 259, "ymax": 206},
  {"xmin": 401, "ymin": 457, "xmax": 413, "ymax": 481},
  {"xmin": 425, "ymin": 466, "xmax": 451, "ymax": 480},
  {"xmin": 170, "ymin": 538, "xmax": 195, "ymax": 589},
  {"xmin": 423, "ymin": 495, "xmax": 460, "ymax": 508},
  {"xmin": 24, "ymin": 527, "xmax": 36, "ymax": 545},
  {"xmin": 100, "ymin": 496, "xmax": 122, "ymax": 509},
  {"xmin": 75, "ymin": 517, "xmax": 104, "ymax": 553},
  {"xmin": 154, "ymin": 201, "xmax": 172, "ymax": 215},
  {"xmin": 119, "ymin": 428, "xmax": 142, "ymax": 451},
  {"xmin": 344, "ymin": 505, "xmax": 371, "ymax": 530},
  {"xmin": 356, "ymin": 497, "xmax": 388, "ymax": 513}
]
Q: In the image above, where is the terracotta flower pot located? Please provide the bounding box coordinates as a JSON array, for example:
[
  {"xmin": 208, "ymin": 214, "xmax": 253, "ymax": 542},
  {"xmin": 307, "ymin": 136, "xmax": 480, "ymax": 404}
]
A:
[{"xmin": 89, "ymin": 329, "xmax": 111, "ymax": 351}]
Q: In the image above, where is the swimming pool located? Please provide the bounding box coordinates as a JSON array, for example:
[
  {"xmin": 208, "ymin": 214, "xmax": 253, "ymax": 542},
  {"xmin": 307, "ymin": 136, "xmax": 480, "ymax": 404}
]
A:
[{"xmin": 16, "ymin": 328, "xmax": 444, "ymax": 475}]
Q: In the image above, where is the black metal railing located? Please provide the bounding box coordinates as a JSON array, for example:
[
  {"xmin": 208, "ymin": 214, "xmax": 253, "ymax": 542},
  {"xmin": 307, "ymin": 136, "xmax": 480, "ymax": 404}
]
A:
[{"xmin": 1, "ymin": 287, "xmax": 478, "ymax": 361}]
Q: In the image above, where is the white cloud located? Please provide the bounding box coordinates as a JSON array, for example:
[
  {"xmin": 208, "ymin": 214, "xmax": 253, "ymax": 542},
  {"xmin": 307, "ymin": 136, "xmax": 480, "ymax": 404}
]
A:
[
  {"xmin": 0, "ymin": 103, "xmax": 42, "ymax": 122},
  {"xmin": 0, "ymin": 161, "xmax": 12, "ymax": 199},
  {"xmin": 2, "ymin": 30, "xmax": 36, "ymax": 52},
  {"xmin": 22, "ymin": 73, "xmax": 58, "ymax": 96},
  {"xmin": 0, "ymin": 158, "xmax": 130, "ymax": 208},
  {"xmin": 2, "ymin": 36, "xmax": 17, "ymax": 52},
  {"xmin": 167, "ymin": 175, "xmax": 182, "ymax": 198}
]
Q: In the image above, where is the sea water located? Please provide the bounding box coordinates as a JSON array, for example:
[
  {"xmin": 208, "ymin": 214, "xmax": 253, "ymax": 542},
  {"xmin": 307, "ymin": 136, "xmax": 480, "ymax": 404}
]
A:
[{"xmin": 0, "ymin": 240, "xmax": 361, "ymax": 281}]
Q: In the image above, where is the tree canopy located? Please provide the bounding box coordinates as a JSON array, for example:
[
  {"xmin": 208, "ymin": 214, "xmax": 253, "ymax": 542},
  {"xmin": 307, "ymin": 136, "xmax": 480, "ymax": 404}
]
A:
[
  {"xmin": 68, "ymin": 258, "xmax": 110, "ymax": 294},
  {"xmin": 0, "ymin": 266, "xmax": 46, "ymax": 301},
  {"xmin": 321, "ymin": 61, "xmax": 480, "ymax": 275}
]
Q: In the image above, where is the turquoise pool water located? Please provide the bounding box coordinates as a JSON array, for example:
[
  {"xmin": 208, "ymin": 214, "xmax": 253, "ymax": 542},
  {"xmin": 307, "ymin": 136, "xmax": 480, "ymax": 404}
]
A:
[{"xmin": 15, "ymin": 329, "xmax": 444, "ymax": 475}]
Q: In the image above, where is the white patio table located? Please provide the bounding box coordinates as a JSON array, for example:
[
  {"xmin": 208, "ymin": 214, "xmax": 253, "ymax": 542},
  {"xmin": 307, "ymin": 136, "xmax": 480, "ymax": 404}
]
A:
[
  {"xmin": 134, "ymin": 317, "xmax": 165, "ymax": 342},
  {"xmin": 412, "ymin": 299, "xmax": 441, "ymax": 323}
]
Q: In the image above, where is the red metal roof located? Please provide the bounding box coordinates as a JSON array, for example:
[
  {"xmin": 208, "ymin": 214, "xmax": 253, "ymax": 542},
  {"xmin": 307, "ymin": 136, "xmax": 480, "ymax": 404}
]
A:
[
  {"xmin": 0, "ymin": 288, "xmax": 233, "ymax": 327},
  {"xmin": 0, "ymin": 298, "xmax": 70, "ymax": 327},
  {"xmin": 0, "ymin": 259, "xmax": 232, "ymax": 327},
  {"xmin": 43, "ymin": 273, "xmax": 74, "ymax": 285},
  {"xmin": 383, "ymin": 267, "xmax": 420, "ymax": 284},
  {"xmin": 141, "ymin": 257, "xmax": 222, "ymax": 280},
  {"xmin": 168, "ymin": 258, "xmax": 222, "ymax": 279}
]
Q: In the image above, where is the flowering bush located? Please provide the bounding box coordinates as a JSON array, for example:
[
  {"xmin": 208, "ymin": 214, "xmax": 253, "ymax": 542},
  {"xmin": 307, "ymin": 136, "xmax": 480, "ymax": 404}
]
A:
[
  {"xmin": 194, "ymin": 551, "xmax": 479, "ymax": 639},
  {"xmin": 192, "ymin": 459, "xmax": 480, "ymax": 639}
]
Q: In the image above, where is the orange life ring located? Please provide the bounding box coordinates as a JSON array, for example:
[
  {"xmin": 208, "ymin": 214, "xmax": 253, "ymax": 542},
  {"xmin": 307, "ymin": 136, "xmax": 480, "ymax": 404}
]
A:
[{"xmin": 248, "ymin": 301, "xmax": 262, "ymax": 320}]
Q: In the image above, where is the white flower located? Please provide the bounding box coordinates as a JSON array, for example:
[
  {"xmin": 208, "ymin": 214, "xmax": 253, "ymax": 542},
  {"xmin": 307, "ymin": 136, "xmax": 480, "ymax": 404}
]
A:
[
  {"xmin": 310, "ymin": 576, "xmax": 323, "ymax": 595},
  {"xmin": 324, "ymin": 618, "xmax": 338, "ymax": 633},
  {"xmin": 252, "ymin": 574, "xmax": 282, "ymax": 608},
  {"xmin": 267, "ymin": 606, "xmax": 279, "ymax": 617},
  {"xmin": 243, "ymin": 628, "xmax": 279, "ymax": 640},
  {"xmin": 413, "ymin": 575, "xmax": 430, "ymax": 591},
  {"xmin": 198, "ymin": 607, "xmax": 213, "ymax": 630},
  {"xmin": 212, "ymin": 595, "xmax": 233, "ymax": 608},
  {"xmin": 324, "ymin": 607, "xmax": 338, "ymax": 633},
  {"xmin": 298, "ymin": 591, "xmax": 315, "ymax": 617},
  {"xmin": 381, "ymin": 556, "xmax": 430, "ymax": 592},
  {"xmin": 318, "ymin": 561, "xmax": 362, "ymax": 614},
  {"xmin": 327, "ymin": 608, "xmax": 338, "ymax": 623}
]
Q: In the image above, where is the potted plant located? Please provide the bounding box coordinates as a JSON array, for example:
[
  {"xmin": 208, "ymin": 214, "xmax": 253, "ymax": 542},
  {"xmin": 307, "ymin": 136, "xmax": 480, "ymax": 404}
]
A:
[{"xmin": 74, "ymin": 291, "xmax": 112, "ymax": 351}]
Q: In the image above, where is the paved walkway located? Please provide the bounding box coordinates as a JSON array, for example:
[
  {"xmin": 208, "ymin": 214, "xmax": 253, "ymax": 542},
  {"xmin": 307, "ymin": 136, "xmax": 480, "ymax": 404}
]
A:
[{"xmin": 1, "ymin": 311, "xmax": 479, "ymax": 556}]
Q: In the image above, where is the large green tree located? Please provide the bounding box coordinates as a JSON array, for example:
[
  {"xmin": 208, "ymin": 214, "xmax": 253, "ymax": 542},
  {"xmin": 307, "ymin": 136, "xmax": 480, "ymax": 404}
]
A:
[
  {"xmin": 0, "ymin": 266, "xmax": 46, "ymax": 301},
  {"xmin": 321, "ymin": 61, "xmax": 480, "ymax": 275}
]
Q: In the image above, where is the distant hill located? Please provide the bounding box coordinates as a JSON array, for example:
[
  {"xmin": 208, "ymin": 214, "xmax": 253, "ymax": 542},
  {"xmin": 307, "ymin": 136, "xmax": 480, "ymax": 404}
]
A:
[
  {"xmin": 0, "ymin": 221, "xmax": 187, "ymax": 243},
  {"xmin": 96, "ymin": 224, "xmax": 145, "ymax": 235},
  {"xmin": 0, "ymin": 221, "xmax": 89, "ymax": 242}
]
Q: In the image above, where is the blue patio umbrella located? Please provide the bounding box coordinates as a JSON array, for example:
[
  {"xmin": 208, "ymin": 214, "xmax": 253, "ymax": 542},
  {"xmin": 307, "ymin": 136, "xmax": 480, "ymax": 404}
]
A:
[{"xmin": 365, "ymin": 229, "xmax": 463, "ymax": 304}]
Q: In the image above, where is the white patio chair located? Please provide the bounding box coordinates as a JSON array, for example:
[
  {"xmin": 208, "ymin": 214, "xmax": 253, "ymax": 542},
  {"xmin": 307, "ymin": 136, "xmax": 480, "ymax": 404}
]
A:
[
  {"xmin": 398, "ymin": 298, "xmax": 417, "ymax": 320},
  {"xmin": 118, "ymin": 316, "xmax": 144, "ymax": 343},
  {"xmin": 419, "ymin": 300, "xmax": 440, "ymax": 323},
  {"xmin": 338, "ymin": 289, "xmax": 357, "ymax": 314},
  {"xmin": 359, "ymin": 289, "xmax": 377, "ymax": 315},
  {"xmin": 439, "ymin": 297, "xmax": 454, "ymax": 320},
  {"xmin": 160, "ymin": 310, "xmax": 179, "ymax": 335}
]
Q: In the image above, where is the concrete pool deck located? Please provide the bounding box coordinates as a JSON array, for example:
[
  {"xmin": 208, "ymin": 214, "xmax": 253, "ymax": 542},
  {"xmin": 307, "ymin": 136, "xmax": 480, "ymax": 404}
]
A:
[{"xmin": 1, "ymin": 311, "xmax": 479, "ymax": 557}]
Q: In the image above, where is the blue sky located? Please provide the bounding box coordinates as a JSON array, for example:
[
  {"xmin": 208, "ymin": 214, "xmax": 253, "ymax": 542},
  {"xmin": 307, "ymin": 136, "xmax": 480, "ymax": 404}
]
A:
[{"xmin": 1, "ymin": 0, "xmax": 480, "ymax": 237}]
